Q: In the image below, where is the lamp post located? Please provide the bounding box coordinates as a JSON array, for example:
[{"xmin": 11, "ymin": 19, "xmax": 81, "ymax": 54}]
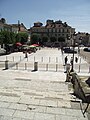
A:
[
  {"xmin": 78, "ymin": 36, "xmax": 82, "ymax": 54},
  {"xmin": 70, "ymin": 33, "xmax": 76, "ymax": 72}
]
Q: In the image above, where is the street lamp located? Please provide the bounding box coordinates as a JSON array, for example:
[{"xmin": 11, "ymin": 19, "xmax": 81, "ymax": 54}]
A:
[
  {"xmin": 78, "ymin": 36, "xmax": 82, "ymax": 53},
  {"xmin": 70, "ymin": 32, "xmax": 76, "ymax": 72}
]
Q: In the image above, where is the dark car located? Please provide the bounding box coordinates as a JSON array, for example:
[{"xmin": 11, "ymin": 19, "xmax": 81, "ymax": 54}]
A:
[
  {"xmin": 83, "ymin": 47, "xmax": 90, "ymax": 52},
  {"xmin": 63, "ymin": 47, "xmax": 77, "ymax": 53}
]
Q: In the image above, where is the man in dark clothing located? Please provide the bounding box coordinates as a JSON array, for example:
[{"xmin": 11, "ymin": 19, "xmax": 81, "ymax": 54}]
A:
[
  {"xmin": 65, "ymin": 56, "xmax": 68, "ymax": 65},
  {"xmin": 75, "ymin": 57, "xmax": 78, "ymax": 63},
  {"xmin": 70, "ymin": 57, "xmax": 73, "ymax": 66}
]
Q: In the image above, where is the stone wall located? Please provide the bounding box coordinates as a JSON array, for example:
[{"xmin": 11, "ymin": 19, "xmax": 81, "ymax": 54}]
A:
[{"xmin": 70, "ymin": 72, "xmax": 90, "ymax": 103}]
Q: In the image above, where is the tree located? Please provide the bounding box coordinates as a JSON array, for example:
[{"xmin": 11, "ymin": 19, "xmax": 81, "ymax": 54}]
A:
[
  {"xmin": 0, "ymin": 30, "xmax": 29, "ymax": 45},
  {"xmin": 31, "ymin": 34, "xmax": 39, "ymax": 44},
  {"xmin": 50, "ymin": 37, "xmax": 56, "ymax": 42},
  {"xmin": 3, "ymin": 31, "xmax": 11, "ymax": 44},
  {"xmin": 0, "ymin": 31, "xmax": 17, "ymax": 45},
  {"xmin": 15, "ymin": 33, "xmax": 21, "ymax": 43},
  {"xmin": 58, "ymin": 37, "xmax": 65, "ymax": 42},
  {"xmin": 0, "ymin": 31, "xmax": 4, "ymax": 45},
  {"xmin": 10, "ymin": 32, "xmax": 16, "ymax": 44},
  {"xmin": 42, "ymin": 36, "xmax": 48, "ymax": 43},
  {"xmin": 15, "ymin": 32, "xmax": 28, "ymax": 44},
  {"xmin": 58, "ymin": 37, "xmax": 65, "ymax": 47},
  {"xmin": 0, "ymin": 31, "xmax": 28, "ymax": 45}
]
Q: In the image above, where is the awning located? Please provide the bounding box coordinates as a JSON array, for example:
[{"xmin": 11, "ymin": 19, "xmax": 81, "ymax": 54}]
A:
[
  {"xmin": 16, "ymin": 42, "xmax": 22, "ymax": 46},
  {"xmin": 31, "ymin": 44, "xmax": 39, "ymax": 47}
]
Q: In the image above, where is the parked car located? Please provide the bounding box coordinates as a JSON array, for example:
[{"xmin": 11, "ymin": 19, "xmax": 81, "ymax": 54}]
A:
[
  {"xmin": 0, "ymin": 48, "xmax": 6, "ymax": 55},
  {"xmin": 79, "ymin": 44, "xmax": 84, "ymax": 47},
  {"xmin": 83, "ymin": 47, "xmax": 90, "ymax": 52},
  {"xmin": 63, "ymin": 47, "xmax": 77, "ymax": 53}
]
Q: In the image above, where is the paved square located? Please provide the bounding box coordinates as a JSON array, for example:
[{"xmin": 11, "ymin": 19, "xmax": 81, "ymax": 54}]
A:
[{"xmin": 0, "ymin": 48, "xmax": 89, "ymax": 120}]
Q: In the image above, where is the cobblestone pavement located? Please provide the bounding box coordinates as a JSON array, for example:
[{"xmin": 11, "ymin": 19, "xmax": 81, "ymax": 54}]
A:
[{"xmin": 0, "ymin": 47, "xmax": 89, "ymax": 120}]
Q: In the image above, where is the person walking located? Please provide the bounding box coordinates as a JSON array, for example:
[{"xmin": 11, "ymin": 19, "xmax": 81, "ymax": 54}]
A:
[
  {"xmin": 75, "ymin": 57, "xmax": 78, "ymax": 63},
  {"xmin": 70, "ymin": 57, "xmax": 73, "ymax": 66},
  {"xmin": 65, "ymin": 56, "xmax": 68, "ymax": 65}
]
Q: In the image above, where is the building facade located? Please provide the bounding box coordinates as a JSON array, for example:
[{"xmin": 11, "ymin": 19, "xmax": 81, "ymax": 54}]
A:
[
  {"xmin": 76, "ymin": 32, "xmax": 90, "ymax": 46},
  {"xmin": 29, "ymin": 20, "xmax": 75, "ymax": 46},
  {"xmin": 0, "ymin": 18, "xmax": 28, "ymax": 49},
  {"xmin": 0, "ymin": 18, "xmax": 27, "ymax": 33}
]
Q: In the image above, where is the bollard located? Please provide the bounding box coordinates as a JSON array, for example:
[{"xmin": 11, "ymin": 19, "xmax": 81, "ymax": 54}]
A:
[
  {"xmin": 20, "ymin": 56, "xmax": 21, "ymax": 61},
  {"xmin": 65, "ymin": 64, "xmax": 71, "ymax": 82},
  {"xmin": 46, "ymin": 64, "xmax": 48, "ymax": 71},
  {"xmin": 41, "ymin": 57, "xmax": 43, "ymax": 62},
  {"xmin": 34, "ymin": 62, "xmax": 38, "ymax": 71},
  {"xmin": 78, "ymin": 64, "xmax": 80, "ymax": 73},
  {"xmin": 16, "ymin": 63, "xmax": 18, "ymax": 70},
  {"xmin": 56, "ymin": 57, "xmax": 58, "ymax": 63},
  {"xmin": 5, "ymin": 60, "xmax": 8, "ymax": 69},
  {"xmin": 78, "ymin": 58, "xmax": 81, "ymax": 73},
  {"xmin": 6, "ymin": 56, "xmax": 7, "ymax": 61},
  {"xmin": 34, "ymin": 56, "xmax": 35, "ymax": 62},
  {"xmin": 49, "ymin": 57, "xmax": 50, "ymax": 63},
  {"xmin": 89, "ymin": 65, "xmax": 90, "ymax": 73},
  {"xmin": 56, "ymin": 64, "xmax": 58, "ymax": 72},
  {"xmin": 80, "ymin": 58, "xmax": 81, "ymax": 63},
  {"xmin": 25, "ymin": 52, "xmax": 28, "ymax": 58},
  {"xmin": 13, "ymin": 56, "xmax": 14, "ymax": 62},
  {"xmin": 27, "ymin": 57, "xmax": 28, "ymax": 62},
  {"xmin": 25, "ymin": 63, "xmax": 27, "ymax": 70}
]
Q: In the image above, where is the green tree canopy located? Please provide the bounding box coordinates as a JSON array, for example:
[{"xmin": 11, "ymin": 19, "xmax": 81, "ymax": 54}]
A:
[
  {"xmin": 0, "ymin": 31, "xmax": 28, "ymax": 45},
  {"xmin": 1, "ymin": 31, "xmax": 11, "ymax": 44},
  {"xmin": 0, "ymin": 31, "xmax": 17, "ymax": 45},
  {"xmin": 42, "ymin": 36, "xmax": 48, "ymax": 43},
  {"xmin": 31, "ymin": 34, "xmax": 39, "ymax": 44},
  {"xmin": 50, "ymin": 37, "xmax": 56, "ymax": 42},
  {"xmin": 58, "ymin": 37, "xmax": 65, "ymax": 42},
  {"xmin": 0, "ymin": 31, "xmax": 4, "ymax": 45},
  {"xmin": 15, "ymin": 32, "xmax": 28, "ymax": 44}
]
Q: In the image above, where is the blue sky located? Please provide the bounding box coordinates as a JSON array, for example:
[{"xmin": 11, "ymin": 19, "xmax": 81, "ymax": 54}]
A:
[{"xmin": 0, "ymin": 0, "xmax": 90, "ymax": 33}]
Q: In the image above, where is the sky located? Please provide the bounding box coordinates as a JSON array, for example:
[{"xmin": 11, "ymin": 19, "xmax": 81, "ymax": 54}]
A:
[{"xmin": 0, "ymin": 0, "xmax": 90, "ymax": 33}]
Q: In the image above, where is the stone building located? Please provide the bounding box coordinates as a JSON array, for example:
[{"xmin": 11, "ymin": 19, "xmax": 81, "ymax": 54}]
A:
[
  {"xmin": 76, "ymin": 32, "xmax": 90, "ymax": 46},
  {"xmin": 0, "ymin": 18, "xmax": 27, "ymax": 33},
  {"xmin": 0, "ymin": 18, "xmax": 28, "ymax": 49},
  {"xmin": 29, "ymin": 19, "xmax": 75, "ymax": 46},
  {"xmin": 0, "ymin": 18, "xmax": 12, "ymax": 32}
]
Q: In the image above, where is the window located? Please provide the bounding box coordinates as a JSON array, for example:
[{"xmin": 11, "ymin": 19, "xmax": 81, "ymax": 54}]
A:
[
  {"xmin": 57, "ymin": 29, "xmax": 59, "ymax": 32},
  {"xmin": 60, "ymin": 29, "xmax": 63, "ymax": 33},
  {"xmin": 49, "ymin": 29, "xmax": 52, "ymax": 32},
  {"xmin": 53, "ymin": 28, "xmax": 55, "ymax": 32},
  {"xmin": 62, "ymin": 29, "xmax": 64, "ymax": 33}
]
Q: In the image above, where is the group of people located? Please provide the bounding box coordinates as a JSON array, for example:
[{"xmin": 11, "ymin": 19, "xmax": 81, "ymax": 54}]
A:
[{"xmin": 64, "ymin": 56, "xmax": 78, "ymax": 66}]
